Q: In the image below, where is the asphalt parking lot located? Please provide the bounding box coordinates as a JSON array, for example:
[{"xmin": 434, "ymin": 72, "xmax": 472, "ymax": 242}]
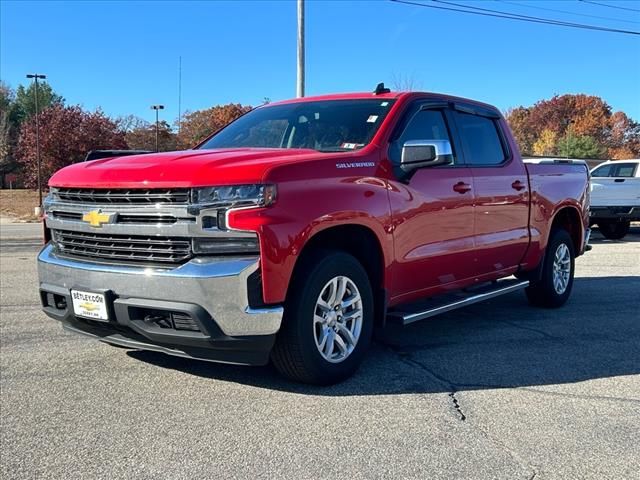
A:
[{"xmin": 1, "ymin": 223, "xmax": 639, "ymax": 479}]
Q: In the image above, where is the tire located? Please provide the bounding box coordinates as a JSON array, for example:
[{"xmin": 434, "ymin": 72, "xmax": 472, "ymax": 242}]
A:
[
  {"xmin": 526, "ymin": 228, "xmax": 575, "ymax": 308},
  {"xmin": 271, "ymin": 250, "xmax": 374, "ymax": 385},
  {"xmin": 597, "ymin": 220, "xmax": 630, "ymax": 240}
]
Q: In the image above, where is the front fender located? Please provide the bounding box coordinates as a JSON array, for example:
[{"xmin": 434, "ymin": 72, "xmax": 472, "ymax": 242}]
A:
[{"xmin": 228, "ymin": 175, "xmax": 393, "ymax": 305}]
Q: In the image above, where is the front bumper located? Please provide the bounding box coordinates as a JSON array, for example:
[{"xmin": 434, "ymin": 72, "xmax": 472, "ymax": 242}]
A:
[
  {"xmin": 590, "ymin": 206, "xmax": 640, "ymax": 221},
  {"xmin": 37, "ymin": 244, "xmax": 283, "ymax": 365}
]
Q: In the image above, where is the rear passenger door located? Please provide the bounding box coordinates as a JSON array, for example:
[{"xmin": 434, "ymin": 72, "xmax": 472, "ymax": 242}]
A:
[{"xmin": 452, "ymin": 106, "xmax": 530, "ymax": 277}]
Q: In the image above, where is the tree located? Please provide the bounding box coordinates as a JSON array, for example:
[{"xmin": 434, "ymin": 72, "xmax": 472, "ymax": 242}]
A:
[
  {"xmin": 16, "ymin": 105, "xmax": 127, "ymax": 187},
  {"xmin": 506, "ymin": 93, "xmax": 638, "ymax": 159},
  {"xmin": 532, "ymin": 129, "xmax": 558, "ymax": 156},
  {"xmin": 608, "ymin": 111, "xmax": 640, "ymax": 159},
  {"xmin": 504, "ymin": 106, "xmax": 534, "ymax": 155},
  {"xmin": 120, "ymin": 117, "xmax": 178, "ymax": 152},
  {"xmin": 557, "ymin": 134, "xmax": 605, "ymax": 159},
  {"xmin": 13, "ymin": 81, "xmax": 64, "ymax": 124},
  {"xmin": 0, "ymin": 83, "xmax": 19, "ymax": 184},
  {"xmin": 176, "ymin": 103, "xmax": 252, "ymax": 149},
  {"xmin": 390, "ymin": 73, "xmax": 422, "ymax": 91}
]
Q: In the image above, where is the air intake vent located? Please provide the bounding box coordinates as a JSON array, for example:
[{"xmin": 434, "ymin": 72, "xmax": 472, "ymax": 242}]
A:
[{"xmin": 52, "ymin": 229, "xmax": 192, "ymax": 265}]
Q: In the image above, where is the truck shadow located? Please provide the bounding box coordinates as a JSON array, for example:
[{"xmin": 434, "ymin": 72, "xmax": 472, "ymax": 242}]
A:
[{"xmin": 128, "ymin": 275, "xmax": 640, "ymax": 396}]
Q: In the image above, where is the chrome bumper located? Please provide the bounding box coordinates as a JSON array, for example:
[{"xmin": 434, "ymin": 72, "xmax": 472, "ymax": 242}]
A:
[
  {"xmin": 583, "ymin": 227, "xmax": 592, "ymax": 253},
  {"xmin": 37, "ymin": 244, "xmax": 283, "ymax": 337}
]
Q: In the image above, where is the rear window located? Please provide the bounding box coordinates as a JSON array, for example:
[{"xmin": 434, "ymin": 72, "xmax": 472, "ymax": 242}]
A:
[{"xmin": 455, "ymin": 112, "xmax": 506, "ymax": 166}]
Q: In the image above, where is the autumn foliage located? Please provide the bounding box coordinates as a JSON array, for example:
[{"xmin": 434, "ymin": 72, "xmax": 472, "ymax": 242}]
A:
[
  {"xmin": 16, "ymin": 105, "xmax": 126, "ymax": 187},
  {"xmin": 505, "ymin": 94, "xmax": 640, "ymax": 159},
  {"xmin": 176, "ymin": 104, "xmax": 252, "ymax": 149},
  {"xmin": 5, "ymin": 77, "xmax": 640, "ymax": 192}
]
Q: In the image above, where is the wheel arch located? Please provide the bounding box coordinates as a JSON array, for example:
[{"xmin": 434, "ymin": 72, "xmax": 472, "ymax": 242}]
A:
[
  {"xmin": 287, "ymin": 223, "xmax": 388, "ymax": 327},
  {"xmin": 550, "ymin": 205, "xmax": 583, "ymax": 254}
]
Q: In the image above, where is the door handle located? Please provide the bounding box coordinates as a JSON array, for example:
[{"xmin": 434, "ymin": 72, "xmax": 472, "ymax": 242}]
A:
[
  {"xmin": 614, "ymin": 178, "xmax": 625, "ymax": 183},
  {"xmin": 511, "ymin": 180, "xmax": 526, "ymax": 191},
  {"xmin": 453, "ymin": 182, "xmax": 472, "ymax": 194}
]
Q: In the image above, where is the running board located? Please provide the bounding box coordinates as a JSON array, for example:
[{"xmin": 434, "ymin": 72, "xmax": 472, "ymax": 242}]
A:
[{"xmin": 387, "ymin": 278, "xmax": 529, "ymax": 326}]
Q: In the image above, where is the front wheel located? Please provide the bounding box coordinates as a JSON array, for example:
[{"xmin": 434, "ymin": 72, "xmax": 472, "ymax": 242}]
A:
[
  {"xmin": 271, "ymin": 251, "xmax": 374, "ymax": 385},
  {"xmin": 597, "ymin": 220, "xmax": 630, "ymax": 240},
  {"xmin": 526, "ymin": 228, "xmax": 575, "ymax": 308}
]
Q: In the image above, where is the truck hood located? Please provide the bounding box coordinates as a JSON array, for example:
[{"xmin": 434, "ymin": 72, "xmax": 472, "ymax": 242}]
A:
[{"xmin": 49, "ymin": 148, "xmax": 326, "ymax": 188}]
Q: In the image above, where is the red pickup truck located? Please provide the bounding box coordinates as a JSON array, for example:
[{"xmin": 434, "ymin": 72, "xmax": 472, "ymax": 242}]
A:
[{"xmin": 38, "ymin": 87, "xmax": 590, "ymax": 384}]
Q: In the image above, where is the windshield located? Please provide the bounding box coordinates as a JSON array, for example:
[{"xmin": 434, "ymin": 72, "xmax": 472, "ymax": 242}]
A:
[{"xmin": 198, "ymin": 99, "xmax": 396, "ymax": 152}]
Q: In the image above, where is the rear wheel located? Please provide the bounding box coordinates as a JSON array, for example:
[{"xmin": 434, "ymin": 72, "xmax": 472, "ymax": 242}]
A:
[
  {"xmin": 271, "ymin": 251, "xmax": 373, "ymax": 385},
  {"xmin": 526, "ymin": 228, "xmax": 575, "ymax": 308},
  {"xmin": 597, "ymin": 220, "xmax": 630, "ymax": 240}
]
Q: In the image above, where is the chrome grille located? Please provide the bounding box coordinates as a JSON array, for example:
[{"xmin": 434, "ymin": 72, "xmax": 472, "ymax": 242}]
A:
[
  {"xmin": 51, "ymin": 230, "xmax": 192, "ymax": 264},
  {"xmin": 52, "ymin": 188, "xmax": 190, "ymax": 204},
  {"xmin": 50, "ymin": 211, "xmax": 178, "ymax": 225}
]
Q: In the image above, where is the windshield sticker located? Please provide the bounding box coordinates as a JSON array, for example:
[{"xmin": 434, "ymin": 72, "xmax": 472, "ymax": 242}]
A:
[
  {"xmin": 367, "ymin": 115, "xmax": 379, "ymax": 123},
  {"xmin": 380, "ymin": 101, "xmax": 389, "ymax": 107},
  {"xmin": 336, "ymin": 161, "xmax": 375, "ymax": 169},
  {"xmin": 340, "ymin": 142, "xmax": 359, "ymax": 149}
]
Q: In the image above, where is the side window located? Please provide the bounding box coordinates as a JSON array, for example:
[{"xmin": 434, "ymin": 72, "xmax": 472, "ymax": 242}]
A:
[
  {"xmin": 612, "ymin": 163, "xmax": 637, "ymax": 178},
  {"xmin": 455, "ymin": 112, "xmax": 506, "ymax": 166},
  {"xmin": 389, "ymin": 109, "xmax": 455, "ymax": 164},
  {"xmin": 591, "ymin": 165, "xmax": 612, "ymax": 177}
]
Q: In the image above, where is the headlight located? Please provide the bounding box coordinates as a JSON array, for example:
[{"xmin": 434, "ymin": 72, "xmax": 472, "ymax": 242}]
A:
[{"xmin": 192, "ymin": 184, "xmax": 277, "ymax": 207}]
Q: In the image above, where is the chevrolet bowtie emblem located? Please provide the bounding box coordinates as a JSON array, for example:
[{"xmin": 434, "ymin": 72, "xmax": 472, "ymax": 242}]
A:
[{"xmin": 82, "ymin": 210, "xmax": 116, "ymax": 228}]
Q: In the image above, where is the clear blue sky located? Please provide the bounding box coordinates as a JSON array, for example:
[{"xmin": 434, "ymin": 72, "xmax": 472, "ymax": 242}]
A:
[{"xmin": 2, "ymin": 0, "xmax": 639, "ymax": 126}]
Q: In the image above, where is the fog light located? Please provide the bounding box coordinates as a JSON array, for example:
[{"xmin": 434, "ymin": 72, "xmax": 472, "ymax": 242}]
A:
[{"xmin": 192, "ymin": 236, "xmax": 259, "ymax": 254}]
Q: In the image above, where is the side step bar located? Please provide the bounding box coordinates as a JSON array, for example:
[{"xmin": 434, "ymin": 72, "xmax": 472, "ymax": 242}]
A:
[{"xmin": 387, "ymin": 278, "xmax": 529, "ymax": 326}]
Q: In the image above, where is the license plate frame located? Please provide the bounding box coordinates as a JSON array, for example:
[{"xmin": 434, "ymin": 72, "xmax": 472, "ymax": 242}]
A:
[{"xmin": 70, "ymin": 289, "xmax": 110, "ymax": 322}]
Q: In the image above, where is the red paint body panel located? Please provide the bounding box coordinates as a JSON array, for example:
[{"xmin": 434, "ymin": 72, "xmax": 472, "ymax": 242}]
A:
[{"xmin": 48, "ymin": 91, "xmax": 590, "ymax": 308}]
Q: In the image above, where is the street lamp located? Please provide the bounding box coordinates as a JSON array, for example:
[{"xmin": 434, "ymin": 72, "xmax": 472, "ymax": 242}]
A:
[
  {"xmin": 150, "ymin": 105, "xmax": 165, "ymax": 152},
  {"xmin": 26, "ymin": 73, "xmax": 46, "ymax": 212}
]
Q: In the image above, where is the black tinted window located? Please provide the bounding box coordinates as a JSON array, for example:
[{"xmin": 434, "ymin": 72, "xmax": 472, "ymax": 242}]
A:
[
  {"xmin": 592, "ymin": 163, "xmax": 637, "ymax": 177},
  {"xmin": 390, "ymin": 109, "xmax": 453, "ymax": 164},
  {"xmin": 591, "ymin": 165, "xmax": 612, "ymax": 177},
  {"xmin": 456, "ymin": 113, "xmax": 506, "ymax": 166}
]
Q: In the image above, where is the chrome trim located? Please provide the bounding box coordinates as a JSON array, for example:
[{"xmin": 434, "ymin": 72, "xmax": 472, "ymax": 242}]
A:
[
  {"xmin": 389, "ymin": 279, "xmax": 529, "ymax": 325},
  {"xmin": 39, "ymin": 243, "xmax": 256, "ymax": 278},
  {"xmin": 38, "ymin": 244, "xmax": 283, "ymax": 336},
  {"xmin": 583, "ymin": 228, "xmax": 591, "ymax": 251},
  {"xmin": 43, "ymin": 194, "xmax": 257, "ymax": 239},
  {"xmin": 403, "ymin": 139, "xmax": 453, "ymax": 156}
]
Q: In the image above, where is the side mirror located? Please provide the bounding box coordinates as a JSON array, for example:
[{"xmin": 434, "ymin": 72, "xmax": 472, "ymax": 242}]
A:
[{"xmin": 400, "ymin": 140, "xmax": 454, "ymax": 173}]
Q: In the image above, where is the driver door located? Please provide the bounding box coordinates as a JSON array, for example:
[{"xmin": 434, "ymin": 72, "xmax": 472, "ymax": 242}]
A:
[{"xmin": 387, "ymin": 104, "xmax": 476, "ymax": 302}]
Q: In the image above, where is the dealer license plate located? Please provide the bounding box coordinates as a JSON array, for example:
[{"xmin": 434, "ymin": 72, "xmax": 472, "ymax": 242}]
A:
[{"xmin": 71, "ymin": 290, "xmax": 109, "ymax": 321}]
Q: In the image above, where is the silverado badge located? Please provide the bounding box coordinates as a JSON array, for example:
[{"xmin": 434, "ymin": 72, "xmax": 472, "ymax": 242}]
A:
[{"xmin": 82, "ymin": 210, "xmax": 116, "ymax": 228}]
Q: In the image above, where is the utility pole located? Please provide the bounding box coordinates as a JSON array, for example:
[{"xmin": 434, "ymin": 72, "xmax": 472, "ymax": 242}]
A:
[
  {"xmin": 297, "ymin": 0, "xmax": 305, "ymax": 98},
  {"xmin": 150, "ymin": 105, "xmax": 165, "ymax": 152},
  {"xmin": 26, "ymin": 73, "xmax": 46, "ymax": 212}
]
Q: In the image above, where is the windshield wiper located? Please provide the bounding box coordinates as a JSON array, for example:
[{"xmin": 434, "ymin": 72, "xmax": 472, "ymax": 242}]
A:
[{"xmin": 316, "ymin": 147, "xmax": 356, "ymax": 153}]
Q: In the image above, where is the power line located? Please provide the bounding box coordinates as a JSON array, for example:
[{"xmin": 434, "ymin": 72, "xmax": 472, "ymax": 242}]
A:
[
  {"xmin": 434, "ymin": 0, "xmax": 639, "ymax": 30},
  {"xmin": 390, "ymin": 0, "xmax": 640, "ymax": 35},
  {"xmin": 496, "ymin": 0, "xmax": 640, "ymax": 25},
  {"xmin": 579, "ymin": 0, "xmax": 640, "ymax": 13}
]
